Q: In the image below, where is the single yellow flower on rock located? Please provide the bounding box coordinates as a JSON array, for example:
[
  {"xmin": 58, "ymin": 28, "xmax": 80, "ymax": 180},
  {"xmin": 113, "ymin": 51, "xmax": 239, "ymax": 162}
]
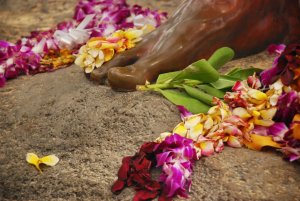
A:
[{"xmin": 26, "ymin": 153, "xmax": 59, "ymax": 173}]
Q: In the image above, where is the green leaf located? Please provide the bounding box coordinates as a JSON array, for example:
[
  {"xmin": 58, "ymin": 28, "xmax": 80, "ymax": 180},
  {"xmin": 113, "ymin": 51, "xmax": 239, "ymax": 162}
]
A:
[
  {"xmin": 208, "ymin": 47, "xmax": 235, "ymax": 70},
  {"xmin": 210, "ymin": 75, "xmax": 239, "ymax": 89},
  {"xmin": 197, "ymin": 84, "xmax": 225, "ymax": 98},
  {"xmin": 226, "ymin": 67, "xmax": 262, "ymax": 80},
  {"xmin": 159, "ymin": 89, "xmax": 210, "ymax": 114},
  {"xmin": 183, "ymin": 85, "xmax": 214, "ymax": 106},
  {"xmin": 156, "ymin": 71, "xmax": 181, "ymax": 84},
  {"xmin": 172, "ymin": 59, "xmax": 219, "ymax": 83}
]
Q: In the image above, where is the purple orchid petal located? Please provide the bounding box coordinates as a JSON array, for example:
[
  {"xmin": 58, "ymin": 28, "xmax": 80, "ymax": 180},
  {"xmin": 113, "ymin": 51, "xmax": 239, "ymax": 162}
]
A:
[
  {"xmin": 267, "ymin": 44, "xmax": 286, "ymax": 55},
  {"xmin": 269, "ymin": 122, "xmax": 288, "ymax": 141},
  {"xmin": 177, "ymin": 105, "xmax": 193, "ymax": 120},
  {"xmin": 260, "ymin": 66, "xmax": 281, "ymax": 86},
  {"xmin": 275, "ymin": 91, "xmax": 299, "ymax": 125}
]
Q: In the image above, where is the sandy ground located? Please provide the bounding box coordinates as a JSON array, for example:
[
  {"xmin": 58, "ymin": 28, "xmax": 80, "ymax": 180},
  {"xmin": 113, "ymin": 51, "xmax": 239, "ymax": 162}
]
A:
[{"xmin": 0, "ymin": 1, "xmax": 300, "ymax": 201}]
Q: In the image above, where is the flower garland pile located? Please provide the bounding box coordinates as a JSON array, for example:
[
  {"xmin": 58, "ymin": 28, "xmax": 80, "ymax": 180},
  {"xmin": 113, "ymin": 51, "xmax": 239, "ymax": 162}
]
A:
[
  {"xmin": 75, "ymin": 26, "xmax": 152, "ymax": 73},
  {"xmin": 112, "ymin": 43, "xmax": 300, "ymax": 201},
  {"xmin": 0, "ymin": 0, "xmax": 167, "ymax": 87}
]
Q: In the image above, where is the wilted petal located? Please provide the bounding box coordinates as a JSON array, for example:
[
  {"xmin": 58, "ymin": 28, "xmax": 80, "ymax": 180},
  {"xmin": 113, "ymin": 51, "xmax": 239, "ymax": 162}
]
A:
[
  {"xmin": 204, "ymin": 117, "xmax": 214, "ymax": 130},
  {"xmin": 254, "ymin": 119, "xmax": 274, "ymax": 127},
  {"xmin": 227, "ymin": 136, "xmax": 242, "ymax": 148},
  {"xmin": 244, "ymin": 134, "xmax": 281, "ymax": 151},
  {"xmin": 215, "ymin": 140, "xmax": 224, "ymax": 153},
  {"xmin": 269, "ymin": 122, "xmax": 288, "ymax": 141},
  {"xmin": 197, "ymin": 141, "xmax": 214, "ymax": 156},
  {"xmin": 248, "ymin": 89, "xmax": 268, "ymax": 101},
  {"xmin": 184, "ymin": 115, "xmax": 202, "ymax": 129},
  {"xmin": 260, "ymin": 108, "xmax": 277, "ymax": 120},
  {"xmin": 232, "ymin": 107, "xmax": 251, "ymax": 119},
  {"xmin": 187, "ymin": 123, "xmax": 203, "ymax": 141}
]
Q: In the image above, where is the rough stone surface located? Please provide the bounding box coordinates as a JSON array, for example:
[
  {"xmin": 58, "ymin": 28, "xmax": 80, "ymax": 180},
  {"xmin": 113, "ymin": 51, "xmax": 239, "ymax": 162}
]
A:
[{"xmin": 0, "ymin": 1, "xmax": 300, "ymax": 201}]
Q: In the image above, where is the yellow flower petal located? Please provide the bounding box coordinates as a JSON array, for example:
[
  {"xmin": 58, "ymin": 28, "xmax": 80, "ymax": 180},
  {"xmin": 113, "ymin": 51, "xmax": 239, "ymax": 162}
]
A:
[
  {"xmin": 124, "ymin": 29, "xmax": 143, "ymax": 40},
  {"xmin": 232, "ymin": 107, "xmax": 251, "ymax": 119},
  {"xmin": 197, "ymin": 141, "xmax": 214, "ymax": 156},
  {"xmin": 188, "ymin": 123, "xmax": 203, "ymax": 141},
  {"xmin": 254, "ymin": 119, "xmax": 274, "ymax": 127},
  {"xmin": 173, "ymin": 123, "xmax": 188, "ymax": 137},
  {"xmin": 26, "ymin": 153, "xmax": 41, "ymax": 172},
  {"xmin": 184, "ymin": 115, "xmax": 202, "ymax": 129},
  {"xmin": 248, "ymin": 89, "xmax": 268, "ymax": 101},
  {"xmin": 26, "ymin": 153, "xmax": 59, "ymax": 172},
  {"xmin": 74, "ymin": 55, "xmax": 86, "ymax": 68},
  {"xmin": 103, "ymin": 49, "xmax": 115, "ymax": 62},
  {"xmin": 204, "ymin": 117, "xmax": 214, "ymax": 130},
  {"xmin": 227, "ymin": 136, "xmax": 242, "ymax": 148},
  {"xmin": 292, "ymin": 114, "xmax": 300, "ymax": 140},
  {"xmin": 40, "ymin": 155, "xmax": 59, "ymax": 166},
  {"xmin": 244, "ymin": 134, "xmax": 281, "ymax": 151},
  {"xmin": 260, "ymin": 108, "xmax": 277, "ymax": 120}
]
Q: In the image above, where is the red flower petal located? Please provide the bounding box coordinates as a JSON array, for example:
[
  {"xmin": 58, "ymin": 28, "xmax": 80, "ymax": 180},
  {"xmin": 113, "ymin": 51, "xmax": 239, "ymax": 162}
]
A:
[
  {"xmin": 118, "ymin": 156, "xmax": 131, "ymax": 180},
  {"xmin": 133, "ymin": 157, "xmax": 151, "ymax": 171},
  {"xmin": 140, "ymin": 142, "xmax": 157, "ymax": 154},
  {"xmin": 158, "ymin": 194, "xmax": 173, "ymax": 201},
  {"xmin": 111, "ymin": 180, "xmax": 125, "ymax": 194}
]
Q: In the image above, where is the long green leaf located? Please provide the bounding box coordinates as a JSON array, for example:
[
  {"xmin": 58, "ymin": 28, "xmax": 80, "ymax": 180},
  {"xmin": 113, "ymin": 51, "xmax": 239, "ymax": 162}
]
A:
[
  {"xmin": 197, "ymin": 84, "xmax": 225, "ymax": 98},
  {"xmin": 159, "ymin": 89, "xmax": 210, "ymax": 114},
  {"xmin": 210, "ymin": 75, "xmax": 239, "ymax": 89},
  {"xmin": 208, "ymin": 47, "xmax": 235, "ymax": 70},
  {"xmin": 183, "ymin": 85, "xmax": 213, "ymax": 106},
  {"xmin": 171, "ymin": 59, "xmax": 219, "ymax": 83},
  {"xmin": 156, "ymin": 71, "xmax": 181, "ymax": 84},
  {"xmin": 226, "ymin": 67, "xmax": 262, "ymax": 80}
]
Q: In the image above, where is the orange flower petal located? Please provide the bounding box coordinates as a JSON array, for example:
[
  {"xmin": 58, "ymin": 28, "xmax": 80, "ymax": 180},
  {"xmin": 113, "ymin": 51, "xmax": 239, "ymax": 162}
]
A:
[{"xmin": 244, "ymin": 134, "xmax": 281, "ymax": 151}]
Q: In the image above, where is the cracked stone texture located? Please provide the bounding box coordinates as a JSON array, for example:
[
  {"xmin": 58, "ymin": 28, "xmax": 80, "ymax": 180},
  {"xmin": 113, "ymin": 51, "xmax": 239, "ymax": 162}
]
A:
[{"xmin": 0, "ymin": 1, "xmax": 300, "ymax": 201}]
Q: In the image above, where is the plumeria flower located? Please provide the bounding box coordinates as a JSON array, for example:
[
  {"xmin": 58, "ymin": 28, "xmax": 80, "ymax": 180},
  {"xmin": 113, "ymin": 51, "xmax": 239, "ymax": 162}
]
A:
[
  {"xmin": 107, "ymin": 28, "xmax": 144, "ymax": 53},
  {"xmin": 26, "ymin": 153, "xmax": 59, "ymax": 173},
  {"xmin": 75, "ymin": 38, "xmax": 115, "ymax": 73}
]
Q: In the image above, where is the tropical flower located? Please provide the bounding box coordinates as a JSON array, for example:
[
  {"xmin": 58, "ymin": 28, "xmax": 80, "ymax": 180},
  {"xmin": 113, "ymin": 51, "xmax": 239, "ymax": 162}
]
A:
[
  {"xmin": 261, "ymin": 44, "xmax": 300, "ymax": 89},
  {"xmin": 107, "ymin": 28, "xmax": 144, "ymax": 53},
  {"xmin": 111, "ymin": 142, "xmax": 169, "ymax": 201},
  {"xmin": 274, "ymin": 90, "xmax": 300, "ymax": 125},
  {"xmin": 75, "ymin": 38, "xmax": 115, "ymax": 73},
  {"xmin": 75, "ymin": 27, "xmax": 148, "ymax": 73},
  {"xmin": 26, "ymin": 153, "xmax": 59, "ymax": 173},
  {"xmin": 40, "ymin": 49, "xmax": 75, "ymax": 71},
  {"xmin": 156, "ymin": 134, "xmax": 196, "ymax": 198}
]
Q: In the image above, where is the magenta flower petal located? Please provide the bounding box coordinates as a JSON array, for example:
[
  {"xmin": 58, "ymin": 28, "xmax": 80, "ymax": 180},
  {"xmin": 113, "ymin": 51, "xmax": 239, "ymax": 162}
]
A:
[
  {"xmin": 267, "ymin": 44, "xmax": 286, "ymax": 55},
  {"xmin": 177, "ymin": 105, "xmax": 193, "ymax": 120},
  {"xmin": 275, "ymin": 91, "xmax": 300, "ymax": 125},
  {"xmin": 260, "ymin": 66, "xmax": 281, "ymax": 86},
  {"xmin": 269, "ymin": 122, "xmax": 288, "ymax": 141}
]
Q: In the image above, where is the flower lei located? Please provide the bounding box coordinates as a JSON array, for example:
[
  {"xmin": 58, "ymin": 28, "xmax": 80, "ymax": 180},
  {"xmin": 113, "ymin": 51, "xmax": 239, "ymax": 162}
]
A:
[
  {"xmin": 0, "ymin": 0, "xmax": 167, "ymax": 87},
  {"xmin": 112, "ymin": 43, "xmax": 300, "ymax": 201}
]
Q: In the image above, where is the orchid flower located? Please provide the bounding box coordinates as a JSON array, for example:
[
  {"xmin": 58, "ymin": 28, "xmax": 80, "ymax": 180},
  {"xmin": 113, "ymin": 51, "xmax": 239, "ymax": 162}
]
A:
[{"xmin": 156, "ymin": 134, "xmax": 196, "ymax": 199}]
